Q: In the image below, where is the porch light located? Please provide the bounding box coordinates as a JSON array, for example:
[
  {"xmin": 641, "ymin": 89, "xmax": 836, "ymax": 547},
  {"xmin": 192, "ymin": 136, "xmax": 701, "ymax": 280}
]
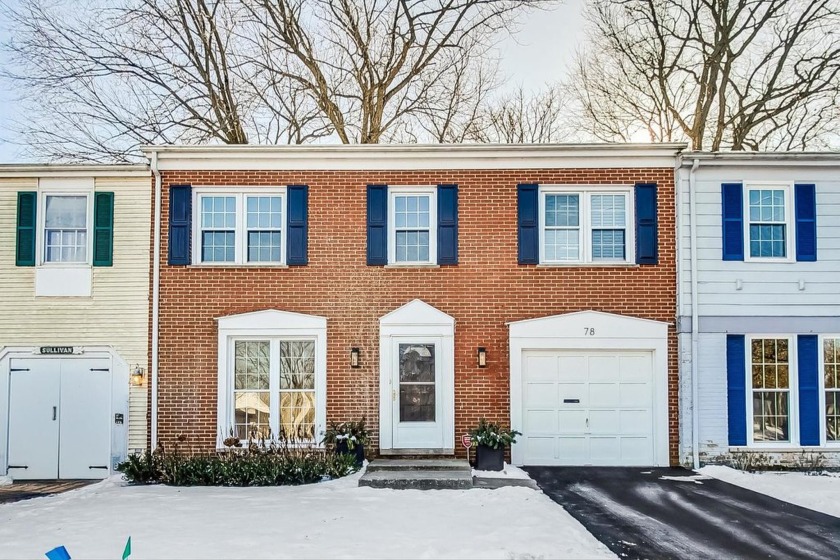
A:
[
  {"xmin": 477, "ymin": 347, "xmax": 487, "ymax": 368},
  {"xmin": 130, "ymin": 365, "xmax": 146, "ymax": 387},
  {"xmin": 350, "ymin": 347, "xmax": 361, "ymax": 368}
]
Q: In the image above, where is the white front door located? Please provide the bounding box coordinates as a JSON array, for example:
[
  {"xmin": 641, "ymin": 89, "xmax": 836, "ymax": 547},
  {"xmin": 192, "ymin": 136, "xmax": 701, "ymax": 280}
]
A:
[
  {"xmin": 391, "ymin": 339, "xmax": 445, "ymax": 449},
  {"xmin": 7, "ymin": 358, "xmax": 112, "ymax": 480},
  {"xmin": 522, "ymin": 350, "xmax": 655, "ymax": 466},
  {"xmin": 8, "ymin": 359, "xmax": 61, "ymax": 479}
]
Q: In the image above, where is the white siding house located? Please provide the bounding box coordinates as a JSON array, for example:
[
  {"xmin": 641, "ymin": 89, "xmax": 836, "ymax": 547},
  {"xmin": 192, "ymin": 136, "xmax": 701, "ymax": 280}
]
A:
[
  {"xmin": 0, "ymin": 165, "xmax": 150, "ymax": 480},
  {"xmin": 677, "ymin": 152, "xmax": 840, "ymax": 467}
]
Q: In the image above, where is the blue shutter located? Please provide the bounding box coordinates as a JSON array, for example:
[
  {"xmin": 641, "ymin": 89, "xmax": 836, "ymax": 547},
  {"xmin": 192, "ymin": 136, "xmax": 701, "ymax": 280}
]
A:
[
  {"xmin": 367, "ymin": 184, "xmax": 388, "ymax": 265},
  {"xmin": 798, "ymin": 335, "xmax": 820, "ymax": 446},
  {"xmin": 517, "ymin": 183, "xmax": 539, "ymax": 264},
  {"xmin": 721, "ymin": 183, "xmax": 744, "ymax": 261},
  {"xmin": 437, "ymin": 184, "xmax": 458, "ymax": 265},
  {"xmin": 15, "ymin": 192, "xmax": 37, "ymax": 266},
  {"xmin": 795, "ymin": 184, "xmax": 817, "ymax": 262},
  {"xmin": 168, "ymin": 185, "xmax": 192, "ymax": 266},
  {"xmin": 286, "ymin": 185, "xmax": 308, "ymax": 266},
  {"xmin": 726, "ymin": 335, "xmax": 747, "ymax": 446},
  {"xmin": 634, "ymin": 183, "xmax": 658, "ymax": 265},
  {"xmin": 93, "ymin": 192, "xmax": 114, "ymax": 267}
]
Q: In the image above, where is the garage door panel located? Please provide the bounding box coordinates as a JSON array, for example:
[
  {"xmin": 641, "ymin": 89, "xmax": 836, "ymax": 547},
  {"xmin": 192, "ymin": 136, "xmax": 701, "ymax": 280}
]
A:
[
  {"xmin": 525, "ymin": 437, "xmax": 557, "ymax": 462},
  {"xmin": 557, "ymin": 355, "xmax": 587, "ymax": 382},
  {"xmin": 525, "ymin": 382, "xmax": 557, "ymax": 408},
  {"xmin": 621, "ymin": 383, "xmax": 652, "ymax": 407},
  {"xmin": 525, "ymin": 355, "xmax": 559, "ymax": 382},
  {"xmin": 525, "ymin": 410, "xmax": 558, "ymax": 433},
  {"xmin": 58, "ymin": 359, "xmax": 111, "ymax": 479},
  {"xmin": 588, "ymin": 409, "xmax": 619, "ymax": 434},
  {"xmin": 521, "ymin": 349, "xmax": 656, "ymax": 466},
  {"xmin": 589, "ymin": 383, "xmax": 620, "ymax": 407},
  {"xmin": 557, "ymin": 410, "xmax": 587, "ymax": 434}
]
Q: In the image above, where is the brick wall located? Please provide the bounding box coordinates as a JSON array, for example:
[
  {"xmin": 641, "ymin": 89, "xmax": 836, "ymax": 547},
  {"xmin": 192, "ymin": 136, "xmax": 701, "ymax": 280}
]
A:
[{"xmin": 151, "ymin": 167, "xmax": 679, "ymax": 464}]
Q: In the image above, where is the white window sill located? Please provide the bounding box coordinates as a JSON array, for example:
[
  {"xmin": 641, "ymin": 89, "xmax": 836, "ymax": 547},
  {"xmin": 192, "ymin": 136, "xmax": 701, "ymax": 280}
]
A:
[
  {"xmin": 384, "ymin": 263, "xmax": 440, "ymax": 269},
  {"xmin": 189, "ymin": 263, "xmax": 289, "ymax": 268},
  {"xmin": 536, "ymin": 262, "xmax": 640, "ymax": 268},
  {"xmin": 728, "ymin": 445, "xmax": 826, "ymax": 452}
]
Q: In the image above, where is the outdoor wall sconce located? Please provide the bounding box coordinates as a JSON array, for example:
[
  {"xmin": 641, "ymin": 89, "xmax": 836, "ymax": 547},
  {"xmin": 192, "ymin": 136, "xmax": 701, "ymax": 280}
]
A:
[
  {"xmin": 130, "ymin": 365, "xmax": 146, "ymax": 387},
  {"xmin": 350, "ymin": 347, "xmax": 361, "ymax": 368},
  {"xmin": 477, "ymin": 347, "xmax": 487, "ymax": 368}
]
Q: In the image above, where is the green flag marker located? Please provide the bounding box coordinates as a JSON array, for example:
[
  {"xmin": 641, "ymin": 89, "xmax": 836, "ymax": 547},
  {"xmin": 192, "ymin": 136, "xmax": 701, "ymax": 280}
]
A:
[{"xmin": 122, "ymin": 537, "xmax": 131, "ymax": 560}]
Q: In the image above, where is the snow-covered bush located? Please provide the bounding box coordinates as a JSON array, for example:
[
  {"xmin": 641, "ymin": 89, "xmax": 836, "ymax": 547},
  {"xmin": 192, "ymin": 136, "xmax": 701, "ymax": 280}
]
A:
[{"xmin": 469, "ymin": 418, "xmax": 521, "ymax": 449}]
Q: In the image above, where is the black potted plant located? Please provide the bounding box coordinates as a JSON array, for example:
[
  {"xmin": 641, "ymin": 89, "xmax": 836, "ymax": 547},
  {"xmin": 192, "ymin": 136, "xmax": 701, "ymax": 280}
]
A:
[
  {"xmin": 322, "ymin": 418, "xmax": 370, "ymax": 467},
  {"xmin": 470, "ymin": 418, "xmax": 521, "ymax": 471}
]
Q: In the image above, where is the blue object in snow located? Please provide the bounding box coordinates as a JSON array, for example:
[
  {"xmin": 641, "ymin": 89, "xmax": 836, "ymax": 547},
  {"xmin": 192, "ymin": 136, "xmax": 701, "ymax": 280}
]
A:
[{"xmin": 45, "ymin": 545, "xmax": 71, "ymax": 560}]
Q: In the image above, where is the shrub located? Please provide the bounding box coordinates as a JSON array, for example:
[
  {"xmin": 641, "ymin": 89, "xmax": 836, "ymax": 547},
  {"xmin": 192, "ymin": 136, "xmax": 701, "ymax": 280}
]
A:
[
  {"xmin": 469, "ymin": 417, "xmax": 521, "ymax": 449},
  {"xmin": 117, "ymin": 439, "xmax": 359, "ymax": 486},
  {"xmin": 322, "ymin": 418, "xmax": 370, "ymax": 450}
]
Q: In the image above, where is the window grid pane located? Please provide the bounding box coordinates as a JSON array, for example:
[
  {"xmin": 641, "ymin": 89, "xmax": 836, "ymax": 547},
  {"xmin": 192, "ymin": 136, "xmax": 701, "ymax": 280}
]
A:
[
  {"xmin": 279, "ymin": 340, "xmax": 316, "ymax": 440},
  {"xmin": 234, "ymin": 341, "xmax": 270, "ymax": 440},
  {"xmin": 200, "ymin": 196, "xmax": 236, "ymax": 263},
  {"xmin": 825, "ymin": 338, "xmax": 840, "ymax": 441},
  {"xmin": 246, "ymin": 196, "xmax": 283, "ymax": 263},
  {"xmin": 544, "ymin": 194, "xmax": 580, "ymax": 262},
  {"xmin": 750, "ymin": 338, "xmax": 790, "ymax": 442},
  {"xmin": 44, "ymin": 195, "xmax": 88, "ymax": 263},
  {"xmin": 748, "ymin": 189, "xmax": 786, "ymax": 258},
  {"xmin": 394, "ymin": 195, "xmax": 431, "ymax": 263}
]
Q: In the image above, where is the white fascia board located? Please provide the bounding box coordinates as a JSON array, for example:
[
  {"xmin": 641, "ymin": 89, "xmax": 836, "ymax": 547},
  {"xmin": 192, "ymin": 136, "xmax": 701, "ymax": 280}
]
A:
[
  {"xmin": 0, "ymin": 164, "xmax": 149, "ymax": 178},
  {"xmin": 679, "ymin": 152, "xmax": 840, "ymax": 168},
  {"xmin": 141, "ymin": 143, "xmax": 686, "ymax": 171}
]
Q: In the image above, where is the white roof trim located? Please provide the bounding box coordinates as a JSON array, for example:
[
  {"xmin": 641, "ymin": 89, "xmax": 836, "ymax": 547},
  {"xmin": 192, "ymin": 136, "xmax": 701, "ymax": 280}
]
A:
[
  {"xmin": 509, "ymin": 310, "xmax": 670, "ymax": 340},
  {"xmin": 507, "ymin": 310, "xmax": 670, "ymax": 327},
  {"xmin": 380, "ymin": 299, "xmax": 455, "ymax": 327},
  {"xmin": 679, "ymin": 152, "xmax": 840, "ymax": 168},
  {"xmin": 141, "ymin": 143, "xmax": 686, "ymax": 171},
  {"xmin": 0, "ymin": 164, "xmax": 149, "ymax": 178}
]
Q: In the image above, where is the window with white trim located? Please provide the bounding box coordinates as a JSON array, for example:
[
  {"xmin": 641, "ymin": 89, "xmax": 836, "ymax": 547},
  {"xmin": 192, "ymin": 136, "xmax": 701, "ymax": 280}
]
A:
[
  {"xmin": 43, "ymin": 194, "xmax": 89, "ymax": 263},
  {"xmin": 388, "ymin": 187, "xmax": 437, "ymax": 265},
  {"xmin": 540, "ymin": 187, "xmax": 632, "ymax": 264},
  {"xmin": 750, "ymin": 337, "xmax": 791, "ymax": 442},
  {"xmin": 746, "ymin": 185, "xmax": 792, "ymax": 259},
  {"xmin": 824, "ymin": 337, "xmax": 840, "ymax": 442},
  {"xmin": 232, "ymin": 338, "xmax": 316, "ymax": 441},
  {"xmin": 195, "ymin": 190, "xmax": 285, "ymax": 265}
]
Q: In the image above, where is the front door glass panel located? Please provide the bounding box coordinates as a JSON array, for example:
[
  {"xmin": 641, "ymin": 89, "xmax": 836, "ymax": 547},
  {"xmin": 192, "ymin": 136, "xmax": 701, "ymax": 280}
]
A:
[{"xmin": 398, "ymin": 343, "xmax": 436, "ymax": 422}]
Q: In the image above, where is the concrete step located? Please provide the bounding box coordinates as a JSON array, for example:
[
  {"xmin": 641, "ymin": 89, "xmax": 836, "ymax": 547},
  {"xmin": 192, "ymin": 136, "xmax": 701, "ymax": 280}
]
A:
[
  {"xmin": 359, "ymin": 469, "xmax": 473, "ymax": 490},
  {"xmin": 366, "ymin": 459, "xmax": 470, "ymax": 473}
]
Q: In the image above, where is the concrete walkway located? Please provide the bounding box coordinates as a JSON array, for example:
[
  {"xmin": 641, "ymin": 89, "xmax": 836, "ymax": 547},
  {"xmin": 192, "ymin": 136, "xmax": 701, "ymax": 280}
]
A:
[{"xmin": 526, "ymin": 466, "xmax": 840, "ymax": 560}]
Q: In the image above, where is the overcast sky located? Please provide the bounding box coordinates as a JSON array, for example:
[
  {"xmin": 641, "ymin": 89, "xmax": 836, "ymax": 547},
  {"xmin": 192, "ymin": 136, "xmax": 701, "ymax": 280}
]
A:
[{"xmin": 0, "ymin": 0, "xmax": 586, "ymax": 163}]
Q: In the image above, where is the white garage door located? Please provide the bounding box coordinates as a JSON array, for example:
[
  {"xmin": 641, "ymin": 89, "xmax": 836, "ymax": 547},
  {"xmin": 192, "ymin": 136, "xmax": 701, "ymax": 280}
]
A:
[
  {"xmin": 7, "ymin": 358, "xmax": 112, "ymax": 480},
  {"xmin": 522, "ymin": 350, "xmax": 655, "ymax": 466}
]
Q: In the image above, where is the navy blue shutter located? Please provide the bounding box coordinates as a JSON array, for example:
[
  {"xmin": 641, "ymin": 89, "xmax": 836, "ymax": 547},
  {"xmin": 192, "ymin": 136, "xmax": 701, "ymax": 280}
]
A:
[
  {"xmin": 795, "ymin": 184, "xmax": 817, "ymax": 262},
  {"xmin": 726, "ymin": 335, "xmax": 747, "ymax": 446},
  {"xmin": 286, "ymin": 185, "xmax": 308, "ymax": 266},
  {"xmin": 517, "ymin": 183, "xmax": 539, "ymax": 264},
  {"xmin": 634, "ymin": 183, "xmax": 658, "ymax": 265},
  {"xmin": 168, "ymin": 185, "xmax": 192, "ymax": 265},
  {"xmin": 367, "ymin": 185, "xmax": 388, "ymax": 265},
  {"xmin": 798, "ymin": 335, "xmax": 820, "ymax": 446},
  {"xmin": 15, "ymin": 192, "xmax": 37, "ymax": 266},
  {"xmin": 721, "ymin": 183, "xmax": 744, "ymax": 261},
  {"xmin": 437, "ymin": 184, "xmax": 458, "ymax": 265}
]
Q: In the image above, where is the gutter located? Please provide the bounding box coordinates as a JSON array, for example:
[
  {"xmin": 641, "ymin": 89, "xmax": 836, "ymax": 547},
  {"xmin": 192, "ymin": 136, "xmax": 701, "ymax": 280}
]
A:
[
  {"xmin": 149, "ymin": 150, "xmax": 162, "ymax": 449},
  {"xmin": 689, "ymin": 158, "xmax": 701, "ymax": 469}
]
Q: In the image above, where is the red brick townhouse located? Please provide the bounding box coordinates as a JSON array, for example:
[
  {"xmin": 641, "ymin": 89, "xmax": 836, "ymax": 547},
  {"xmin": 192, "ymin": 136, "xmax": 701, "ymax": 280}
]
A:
[{"xmin": 143, "ymin": 143, "xmax": 684, "ymax": 466}]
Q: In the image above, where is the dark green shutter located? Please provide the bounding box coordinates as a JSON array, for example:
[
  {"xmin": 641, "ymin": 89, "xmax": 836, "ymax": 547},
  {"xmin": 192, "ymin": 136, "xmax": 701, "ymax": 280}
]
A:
[
  {"xmin": 93, "ymin": 192, "xmax": 114, "ymax": 267},
  {"xmin": 16, "ymin": 192, "xmax": 37, "ymax": 266}
]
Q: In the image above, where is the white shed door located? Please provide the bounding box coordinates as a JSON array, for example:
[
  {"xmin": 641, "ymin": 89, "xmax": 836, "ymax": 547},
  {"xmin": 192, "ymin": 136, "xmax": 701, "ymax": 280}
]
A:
[
  {"xmin": 522, "ymin": 350, "xmax": 655, "ymax": 466},
  {"xmin": 7, "ymin": 358, "xmax": 111, "ymax": 480}
]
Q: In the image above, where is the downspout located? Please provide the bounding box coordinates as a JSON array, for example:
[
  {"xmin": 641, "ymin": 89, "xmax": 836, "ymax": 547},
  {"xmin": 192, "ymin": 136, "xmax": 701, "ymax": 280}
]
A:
[
  {"xmin": 689, "ymin": 158, "xmax": 701, "ymax": 469},
  {"xmin": 150, "ymin": 150, "xmax": 162, "ymax": 449}
]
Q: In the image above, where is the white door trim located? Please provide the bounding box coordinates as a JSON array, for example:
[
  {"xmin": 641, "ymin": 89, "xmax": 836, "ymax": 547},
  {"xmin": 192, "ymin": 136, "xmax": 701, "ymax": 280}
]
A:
[
  {"xmin": 509, "ymin": 310, "xmax": 670, "ymax": 467},
  {"xmin": 379, "ymin": 300, "xmax": 455, "ymax": 452}
]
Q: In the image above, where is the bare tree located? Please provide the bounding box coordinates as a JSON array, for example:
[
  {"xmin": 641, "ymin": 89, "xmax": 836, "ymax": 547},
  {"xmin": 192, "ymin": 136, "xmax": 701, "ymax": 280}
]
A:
[
  {"xmin": 569, "ymin": 0, "xmax": 840, "ymax": 150},
  {"xmin": 2, "ymin": 0, "xmax": 557, "ymax": 162}
]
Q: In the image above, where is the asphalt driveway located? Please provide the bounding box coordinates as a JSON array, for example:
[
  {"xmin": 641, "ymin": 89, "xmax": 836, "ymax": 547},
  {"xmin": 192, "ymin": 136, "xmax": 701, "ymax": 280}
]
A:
[{"xmin": 525, "ymin": 467, "xmax": 840, "ymax": 560}]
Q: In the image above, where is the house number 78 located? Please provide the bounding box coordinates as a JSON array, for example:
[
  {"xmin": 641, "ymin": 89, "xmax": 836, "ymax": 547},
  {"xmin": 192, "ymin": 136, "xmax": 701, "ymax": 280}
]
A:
[{"xmin": 584, "ymin": 328, "xmax": 596, "ymax": 336}]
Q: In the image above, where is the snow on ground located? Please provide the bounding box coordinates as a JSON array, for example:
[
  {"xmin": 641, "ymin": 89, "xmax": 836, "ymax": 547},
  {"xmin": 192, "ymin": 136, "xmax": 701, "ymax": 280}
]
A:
[
  {"xmin": 700, "ymin": 465, "xmax": 840, "ymax": 518},
  {"xmin": 472, "ymin": 462, "xmax": 531, "ymax": 479},
  {"xmin": 0, "ymin": 472, "xmax": 614, "ymax": 560},
  {"xmin": 0, "ymin": 476, "xmax": 12, "ymax": 487}
]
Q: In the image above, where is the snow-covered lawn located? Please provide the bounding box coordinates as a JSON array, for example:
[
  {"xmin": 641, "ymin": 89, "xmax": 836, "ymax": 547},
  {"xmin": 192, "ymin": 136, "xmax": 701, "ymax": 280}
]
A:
[
  {"xmin": 0, "ymin": 471, "xmax": 614, "ymax": 560},
  {"xmin": 700, "ymin": 465, "xmax": 840, "ymax": 518}
]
